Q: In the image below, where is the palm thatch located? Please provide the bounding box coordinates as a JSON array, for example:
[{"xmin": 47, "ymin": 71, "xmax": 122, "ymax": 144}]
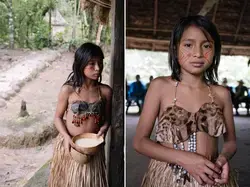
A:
[
  {"xmin": 80, "ymin": 0, "xmax": 111, "ymax": 25},
  {"xmin": 126, "ymin": 0, "xmax": 250, "ymax": 56}
]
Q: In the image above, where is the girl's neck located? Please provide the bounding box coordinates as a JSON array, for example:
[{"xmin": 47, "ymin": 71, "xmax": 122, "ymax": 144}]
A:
[
  {"xmin": 179, "ymin": 72, "xmax": 206, "ymax": 88},
  {"xmin": 82, "ymin": 79, "xmax": 98, "ymax": 89}
]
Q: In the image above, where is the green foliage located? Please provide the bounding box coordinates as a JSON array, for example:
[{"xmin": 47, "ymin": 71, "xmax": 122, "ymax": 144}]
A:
[
  {"xmin": 33, "ymin": 21, "xmax": 50, "ymax": 49},
  {"xmin": 0, "ymin": 0, "xmax": 111, "ymax": 49},
  {"xmin": 12, "ymin": 0, "xmax": 57, "ymax": 48},
  {"xmin": 101, "ymin": 24, "xmax": 111, "ymax": 45},
  {"xmin": 0, "ymin": 2, "xmax": 8, "ymax": 43},
  {"xmin": 53, "ymin": 31, "xmax": 64, "ymax": 46}
]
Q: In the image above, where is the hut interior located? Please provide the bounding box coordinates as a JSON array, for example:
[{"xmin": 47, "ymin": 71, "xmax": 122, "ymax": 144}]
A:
[{"xmin": 126, "ymin": 0, "xmax": 250, "ymax": 56}]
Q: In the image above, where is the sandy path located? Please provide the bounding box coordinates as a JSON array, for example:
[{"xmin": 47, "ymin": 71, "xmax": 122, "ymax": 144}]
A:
[{"xmin": 0, "ymin": 141, "xmax": 53, "ymax": 187}]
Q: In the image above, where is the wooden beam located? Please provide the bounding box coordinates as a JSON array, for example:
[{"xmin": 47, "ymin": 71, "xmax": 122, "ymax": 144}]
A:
[
  {"xmin": 234, "ymin": 0, "xmax": 247, "ymax": 41},
  {"xmin": 127, "ymin": 37, "xmax": 250, "ymax": 50},
  {"xmin": 223, "ymin": 45, "xmax": 250, "ymax": 50},
  {"xmin": 212, "ymin": 1, "xmax": 219, "ymax": 23},
  {"xmin": 186, "ymin": 0, "xmax": 191, "ymax": 17},
  {"xmin": 88, "ymin": 0, "xmax": 111, "ymax": 8},
  {"xmin": 198, "ymin": 0, "xmax": 219, "ymax": 16},
  {"xmin": 127, "ymin": 36, "xmax": 170, "ymax": 44},
  {"xmin": 153, "ymin": 0, "xmax": 158, "ymax": 35},
  {"xmin": 127, "ymin": 27, "xmax": 172, "ymax": 32},
  {"xmin": 229, "ymin": 0, "xmax": 248, "ymax": 55},
  {"xmin": 127, "ymin": 27, "xmax": 250, "ymax": 38},
  {"xmin": 152, "ymin": 43, "xmax": 156, "ymax": 51}
]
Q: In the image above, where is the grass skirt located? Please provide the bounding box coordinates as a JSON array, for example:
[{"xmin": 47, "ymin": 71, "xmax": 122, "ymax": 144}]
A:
[
  {"xmin": 48, "ymin": 134, "xmax": 108, "ymax": 187},
  {"xmin": 141, "ymin": 159, "xmax": 239, "ymax": 187}
]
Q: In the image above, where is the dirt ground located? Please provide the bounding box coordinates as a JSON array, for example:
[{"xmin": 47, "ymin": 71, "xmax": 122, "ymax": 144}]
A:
[
  {"xmin": 0, "ymin": 49, "xmax": 31, "ymax": 73},
  {"xmin": 0, "ymin": 50, "xmax": 110, "ymax": 187}
]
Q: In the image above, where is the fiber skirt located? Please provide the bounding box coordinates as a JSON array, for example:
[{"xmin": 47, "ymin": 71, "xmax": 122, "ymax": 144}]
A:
[
  {"xmin": 141, "ymin": 159, "xmax": 239, "ymax": 187},
  {"xmin": 48, "ymin": 134, "xmax": 108, "ymax": 187}
]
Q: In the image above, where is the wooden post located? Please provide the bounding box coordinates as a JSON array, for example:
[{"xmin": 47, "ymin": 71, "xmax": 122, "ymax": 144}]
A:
[
  {"xmin": 153, "ymin": 0, "xmax": 158, "ymax": 36},
  {"xmin": 198, "ymin": 0, "xmax": 219, "ymax": 16},
  {"xmin": 109, "ymin": 0, "xmax": 124, "ymax": 186}
]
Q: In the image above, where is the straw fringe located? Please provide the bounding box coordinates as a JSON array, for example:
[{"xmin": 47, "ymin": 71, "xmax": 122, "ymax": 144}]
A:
[
  {"xmin": 141, "ymin": 159, "xmax": 239, "ymax": 187},
  {"xmin": 48, "ymin": 134, "xmax": 108, "ymax": 187}
]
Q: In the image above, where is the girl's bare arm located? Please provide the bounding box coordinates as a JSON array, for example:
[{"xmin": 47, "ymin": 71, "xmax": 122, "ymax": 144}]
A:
[
  {"xmin": 54, "ymin": 85, "xmax": 72, "ymax": 138},
  {"xmin": 218, "ymin": 87, "xmax": 237, "ymax": 162},
  {"xmin": 133, "ymin": 78, "xmax": 182, "ymax": 163},
  {"xmin": 97, "ymin": 85, "xmax": 113, "ymax": 137}
]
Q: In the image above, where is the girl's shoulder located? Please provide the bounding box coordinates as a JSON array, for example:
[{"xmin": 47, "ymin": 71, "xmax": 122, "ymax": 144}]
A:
[
  {"xmin": 210, "ymin": 84, "xmax": 231, "ymax": 104},
  {"xmin": 60, "ymin": 84, "xmax": 75, "ymax": 95},
  {"xmin": 99, "ymin": 83, "xmax": 112, "ymax": 97},
  {"xmin": 210, "ymin": 84, "xmax": 230, "ymax": 95},
  {"xmin": 149, "ymin": 76, "xmax": 176, "ymax": 89}
]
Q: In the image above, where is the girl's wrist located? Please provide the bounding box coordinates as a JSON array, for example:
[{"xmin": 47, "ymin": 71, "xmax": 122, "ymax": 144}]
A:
[
  {"xmin": 216, "ymin": 154, "xmax": 229, "ymax": 167},
  {"xmin": 62, "ymin": 133, "xmax": 71, "ymax": 139},
  {"xmin": 219, "ymin": 152, "xmax": 231, "ymax": 161}
]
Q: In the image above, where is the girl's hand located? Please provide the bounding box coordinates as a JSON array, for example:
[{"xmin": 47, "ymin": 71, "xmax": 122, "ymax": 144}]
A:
[
  {"xmin": 63, "ymin": 134, "xmax": 81, "ymax": 155},
  {"xmin": 97, "ymin": 124, "xmax": 109, "ymax": 138},
  {"xmin": 181, "ymin": 152, "xmax": 221, "ymax": 186},
  {"xmin": 214, "ymin": 155, "xmax": 230, "ymax": 184}
]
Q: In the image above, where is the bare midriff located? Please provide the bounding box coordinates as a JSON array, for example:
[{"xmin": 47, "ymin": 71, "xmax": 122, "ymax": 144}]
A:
[
  {"xmin": 159, "ymin": 132, "xmax": 219, "ymax": 162},
  {"xmin": 65, "ymin": 111, "xmax": 100, "ymax": 137}
]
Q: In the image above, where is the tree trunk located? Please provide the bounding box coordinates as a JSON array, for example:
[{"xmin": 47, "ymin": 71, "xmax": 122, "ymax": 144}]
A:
[
  {"xmin": 83, "ymin": 10, "xmax": 88, "ymax": 25},
  {"xmin": 6, "ymin": 0, "xmax": 14, "ymax": 49},
  {"xmin": 87, "ymin": 7, "xmax": 95, "ymax": 41},
  {"xmin": 108, "ymin": 0, "xmax": 124, "ymax": 186},
  {"xmin": 77, "ymin": 0, "xmax": 80, "ymax": 16},
  {"xmin": 96, "ymin": 23, "xmax": 103, "ymax": 45},
  {"xmin": 26, "ymin": 22, "xmax": 29, "ymax": 48},
  {"xmin": 48, "ymin": 3, "xmax": 52, "ymax": 48},
  {"xmin": 72, "ymin": 0, "xmax": 77, "ymax": 40}
]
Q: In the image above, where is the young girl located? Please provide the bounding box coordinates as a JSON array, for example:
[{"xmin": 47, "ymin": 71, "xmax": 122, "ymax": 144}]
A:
[
  {"xmin": 133, "ymin": 15, "xmax": 238, "ymax": 187},
  {"xmin": 48, "ymin": 42, "xmax": 112, "ymax": 187}
]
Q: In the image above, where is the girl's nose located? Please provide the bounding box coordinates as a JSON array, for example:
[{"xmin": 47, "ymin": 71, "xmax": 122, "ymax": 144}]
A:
[
  {"xmin": 94, "ymin": 63, "xmax": 100, "ymax": 71},
  {"xmin": 193, "ymin": 46, "xmax": 203, "ymax": 58}
]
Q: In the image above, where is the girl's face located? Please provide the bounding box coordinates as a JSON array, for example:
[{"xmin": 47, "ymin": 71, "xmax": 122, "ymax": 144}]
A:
[
  {"xmin": 177, "ymin": 25, "xmax": 215, "ymax": 76},
  {"xmin": 83, "ymin": 56, "xmax": 103, "ymax": 81}
]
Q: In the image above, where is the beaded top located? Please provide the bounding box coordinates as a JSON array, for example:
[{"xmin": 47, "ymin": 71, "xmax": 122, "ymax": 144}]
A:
[
  {"xmin": 70, "ymin": 99, "xmax": 103, "ymax": 115},
  {"xmin": 67, "ymin": 86, "xmax": 105, "ymax": 127}
]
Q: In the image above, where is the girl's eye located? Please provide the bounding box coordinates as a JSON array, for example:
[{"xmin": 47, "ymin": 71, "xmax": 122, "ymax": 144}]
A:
[
  {"xmin": 184, "ymin": 43, "xmax": 192, "ymax": 48},
  {"xmin": 203, "ymin": 44, "xmax": 212, "ymax": 49}
]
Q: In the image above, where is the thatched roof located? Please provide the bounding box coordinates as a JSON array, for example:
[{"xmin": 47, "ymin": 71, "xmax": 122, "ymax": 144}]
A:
[
  {"xmin": 80, "ymin": 0, "xmax": 111, "ymax": 24},
  {"xmin": 126, "ymin": 0, "xmax": 250, "ymax": 56},
  {"xmin": 80, "ymin": 0, "xmax": 111, "ymax": 9}
]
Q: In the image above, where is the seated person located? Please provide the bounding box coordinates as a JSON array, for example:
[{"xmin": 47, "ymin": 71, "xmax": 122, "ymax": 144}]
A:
[
  {"xmin": 126, "ymin": 75, "xmax": 146, "ymax": 114},
  {"xmin": 221, "ymin": 78, "xmax": 236, "ymax": 107},
  {"xmin": 146, "ymin": 75, "xmax": 154, "ymax": 90},
  {"xmin": 234, "ymin": 80, "xmax": 250, "ymax": 115}
]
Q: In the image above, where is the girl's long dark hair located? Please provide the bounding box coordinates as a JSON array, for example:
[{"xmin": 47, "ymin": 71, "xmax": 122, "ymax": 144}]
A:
[
  {"xmin": 64, "ymin": 42, "xmax": 104, "ymax": 90},
  {"xmin": 169, "ymin": 15, "xmax": 221, "ymax": 84}
]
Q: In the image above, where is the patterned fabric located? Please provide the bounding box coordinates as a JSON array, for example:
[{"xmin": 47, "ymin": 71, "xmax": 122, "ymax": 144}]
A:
[{"xmin": 155, "ymin": 102, "xmax": 227, "ymax": 144}]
